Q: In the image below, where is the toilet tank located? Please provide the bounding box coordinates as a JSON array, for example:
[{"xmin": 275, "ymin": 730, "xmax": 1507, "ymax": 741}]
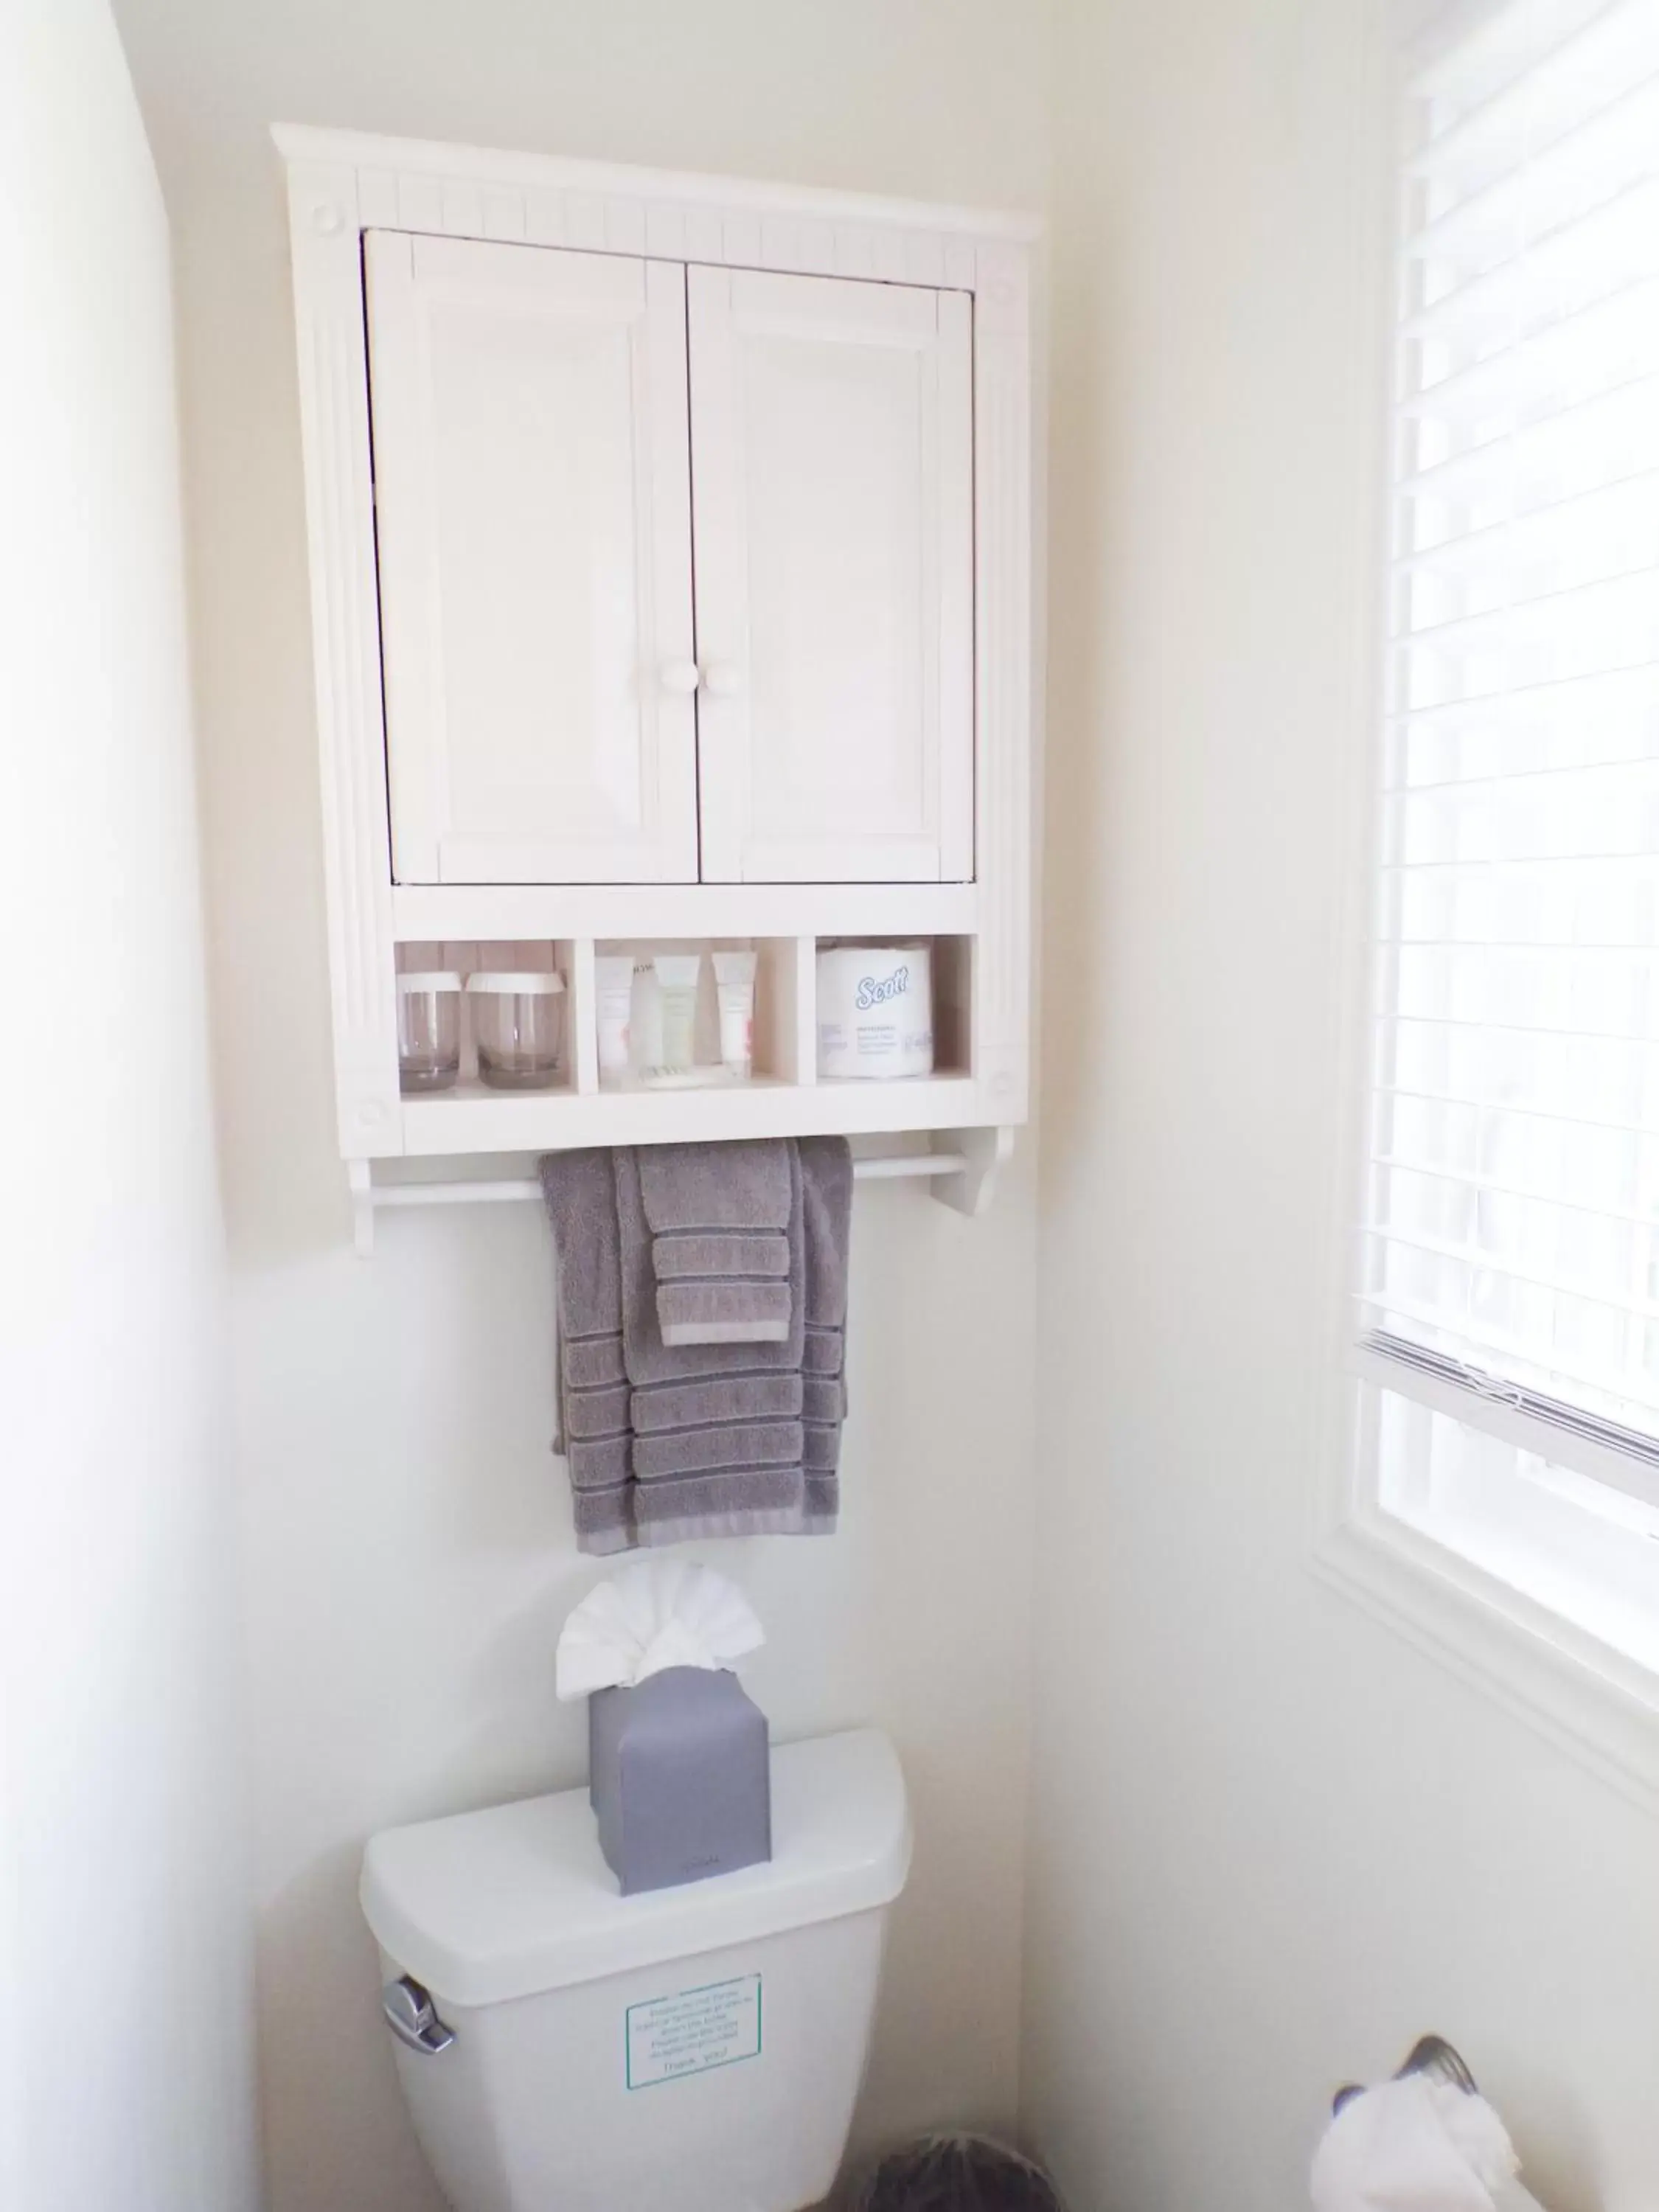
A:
[{"xmin": 361, "ymin": 1728, "xmax": 911, "ymax": 2212}]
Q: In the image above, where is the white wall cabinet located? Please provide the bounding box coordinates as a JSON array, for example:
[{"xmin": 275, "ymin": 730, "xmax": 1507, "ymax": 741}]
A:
[
  {"xmin": 277, "ymin": 128, "xmax": 1034, "ymax": 1214},
  {"xmin": 366, "ymin": 236, "xmax": 973, "ymax": 888}
]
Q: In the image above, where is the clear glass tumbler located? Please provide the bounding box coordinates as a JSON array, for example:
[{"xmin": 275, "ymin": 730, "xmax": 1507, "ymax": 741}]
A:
[
  {"xmin": 466, "ymin": 970, "xmax": 565, "ymax": 1090},
  {"xmin": 396, "ymin": 972, "xmax": 462, "ymax": 1093}
]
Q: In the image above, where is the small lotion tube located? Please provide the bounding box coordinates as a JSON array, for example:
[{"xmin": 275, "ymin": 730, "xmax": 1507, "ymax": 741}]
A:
[
  {"xmin": 630, "ymin": 959, "xmax": 664, "ymax": 1072},
  {"xmin": 712, "ymin": 950, "xmax": 758, "ymax": 1079},
  {"xmin": 594, "ymin": 955, "xmax": 634, "ymax": 1083},
  {"xmin": 652, "ymin": 953, "xmax": 702, "ymax": 1073}
]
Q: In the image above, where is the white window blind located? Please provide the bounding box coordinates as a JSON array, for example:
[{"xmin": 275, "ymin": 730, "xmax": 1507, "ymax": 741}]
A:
[{"xmin": 1361, "ymin": 0, "xmax": 1659, "ymax": 1514}]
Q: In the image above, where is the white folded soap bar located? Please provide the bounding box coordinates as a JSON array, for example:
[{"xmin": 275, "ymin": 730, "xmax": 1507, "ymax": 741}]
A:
[{"xmin": 817, "ymin": 945, "xmax": 934, "ymax": 1081}]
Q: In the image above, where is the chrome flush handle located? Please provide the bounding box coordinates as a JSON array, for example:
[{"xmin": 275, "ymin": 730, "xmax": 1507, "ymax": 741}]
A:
[{"xmin": 381, "ymin": 1975, "xmax": 456, "ymax": 2056}]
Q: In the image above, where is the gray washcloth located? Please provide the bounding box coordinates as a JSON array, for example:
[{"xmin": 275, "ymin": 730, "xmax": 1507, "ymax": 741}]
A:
[
  {"xmin": 614, "ymin": 1147, "xmax": 804, "ymax": 1382},
  {"xmin": 652, "ymin": 1233, "xmax": 790, "ymax": 1281},
  {"xmin": 639, "ymin": 1141, "xmax": 793, "ymax": 1345},
  {"xmin": 657, "ymin": 1278, "xmax": 792, "ymax": 1345}
]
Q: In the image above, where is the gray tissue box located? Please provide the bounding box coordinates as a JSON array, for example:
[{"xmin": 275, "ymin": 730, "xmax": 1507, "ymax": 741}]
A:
[{"xmin": 588, "ymin": 1666, "xmax": 771, "ymax": 1896}]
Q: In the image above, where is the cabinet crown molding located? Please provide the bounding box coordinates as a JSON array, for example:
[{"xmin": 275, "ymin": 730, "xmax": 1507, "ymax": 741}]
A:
[{"xmin": 270, "ymin": 122, "xmax": 1043, "ymax": 248}]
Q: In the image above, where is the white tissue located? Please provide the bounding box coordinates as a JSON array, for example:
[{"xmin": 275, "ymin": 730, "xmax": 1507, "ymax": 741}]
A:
[
  {"xmin": 555, "ymin": 1560, "xmax": 765, "ymax": 1703},
  {"xmin": 1312, "ymin": 2076, "xmax": 1544, "ymax": 2212}
]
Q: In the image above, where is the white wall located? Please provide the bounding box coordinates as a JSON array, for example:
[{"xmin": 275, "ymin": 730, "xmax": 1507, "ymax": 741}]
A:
[
  {"xmin": 1024, "ymin": 2, "xmax": 1659, "ymax": 2208},
  {"xmin": 0, "ymin": 5, "xmax": 257, "ymax": 2208},
  {"xmin": 107, "ymin": 4, "xmax": 1051, "ymax": 2206}
]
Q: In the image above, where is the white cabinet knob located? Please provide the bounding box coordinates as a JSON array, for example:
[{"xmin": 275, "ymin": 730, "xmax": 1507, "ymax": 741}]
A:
[
  {"xmin": 659, "ymin": 659, "xmax": 700, "ymax": 695},
  {"xmin": 701, "ymin": 661, "xmax": 745, "ymax": 699}
]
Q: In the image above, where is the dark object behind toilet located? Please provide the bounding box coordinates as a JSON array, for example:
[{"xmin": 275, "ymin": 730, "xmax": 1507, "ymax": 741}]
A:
[
  {"xmin": 588, "ymin": 1664, "xmax": 771, "ymax": 1895},
  {"xmin": 850, "ymin": 2134, "xmax": 1068, "ymax": 2211}
]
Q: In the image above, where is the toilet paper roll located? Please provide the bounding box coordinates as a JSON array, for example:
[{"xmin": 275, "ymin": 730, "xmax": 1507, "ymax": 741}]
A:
[{"xmin": 816, "ymin": 945, "xmax": 933, "ymax": 1081}]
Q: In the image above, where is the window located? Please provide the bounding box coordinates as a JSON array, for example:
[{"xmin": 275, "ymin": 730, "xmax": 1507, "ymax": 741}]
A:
[{"xmin": 1355, "ymin": 0, "xmax": 1659, "ymax": 1666}]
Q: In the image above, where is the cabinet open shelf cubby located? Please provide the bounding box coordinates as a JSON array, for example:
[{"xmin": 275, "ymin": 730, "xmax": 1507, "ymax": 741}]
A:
[
  {"xmin": 396, "ymin": 940, "xmax": 577, "ymax": 1098},
  {"xmin": 588, "ymin": 936, "xmax": 812, "ymax": 1091},
  {"xmin": 390, "ymin": 930, "xmax": 981, "ymax": 1155},
  {"xmin": 814, "ymin": 935, "xmax": 973, "ymax": 1084}
]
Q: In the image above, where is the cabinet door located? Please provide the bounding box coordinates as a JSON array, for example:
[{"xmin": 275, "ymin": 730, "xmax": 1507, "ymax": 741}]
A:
[
  {"xmin": 687, "ymin": 268, "xmax": 973, "ymax": 883},
  {"xmin": 365, "ymin": 233, "xmax": 698, "ymax": 884}
]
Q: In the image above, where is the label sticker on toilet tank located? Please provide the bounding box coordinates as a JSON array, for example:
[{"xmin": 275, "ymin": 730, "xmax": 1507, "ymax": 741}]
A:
[{"xmin": 625, "ymin": 1973, "xmax": 762, "ymax": 2090}]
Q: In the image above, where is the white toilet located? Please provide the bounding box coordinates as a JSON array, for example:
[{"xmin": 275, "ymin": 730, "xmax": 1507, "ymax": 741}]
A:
[{"xmin": 361, "ymin": 1728, "xmax": 911, "ymax": 2212}]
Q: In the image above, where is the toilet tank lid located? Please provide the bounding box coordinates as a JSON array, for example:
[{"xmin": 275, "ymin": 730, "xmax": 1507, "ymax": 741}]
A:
[{"xmin": 361, "ymin": 1727, "xmax": 911, "ymax": 2009}]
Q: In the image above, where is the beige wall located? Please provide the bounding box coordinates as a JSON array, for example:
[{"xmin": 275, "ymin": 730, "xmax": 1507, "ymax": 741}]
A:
[
  {"xmin": 0, "ymin": 4, "xmax": 256, "ymax": 2205},
  {"xmin": 66, "ymin": 6, "xmax": 1657, "ymax": 2206},
  {"xmin": 108, "ymin": 3, "xmax": 1051, "ymax": 2205},
  {"xmin": 1024, "ymin": 2, "xmax": 1659, "ymax": 2207}
]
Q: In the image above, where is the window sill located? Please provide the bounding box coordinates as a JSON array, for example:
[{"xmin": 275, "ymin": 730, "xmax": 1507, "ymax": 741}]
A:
[{"xmin": 1312, "ymin": 1500, "xmax": 1659, "ymax": 1815}]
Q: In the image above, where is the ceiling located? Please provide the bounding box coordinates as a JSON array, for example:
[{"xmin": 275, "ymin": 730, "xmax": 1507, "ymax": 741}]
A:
[{"xmin": 109, "ymin": 0, "xmax": 1055, "ymax": 214}]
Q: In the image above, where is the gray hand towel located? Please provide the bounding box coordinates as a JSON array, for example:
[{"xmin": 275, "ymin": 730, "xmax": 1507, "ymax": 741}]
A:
[
  {"xmin": 635, "ymin": 1465, "xmax": 807, "ymax": 1545},
  {"xmin": 610, "ymin": 1143, "xmax": 811, "ymax": 1543},
  {"xmin": 639, "ymin": 1141, "xmax": 793, "ymax": 1345},
  {"xmin": 633, "ymin": 1419, "xmax": 804, "ymax": 1481},
  {"xmin": 615, "ymin": 1141, "xmax": 814, "ymax": 1540},
  {"xmin": 630, "ymin": 1372, "xmax": 804, "ymax": 1435}
]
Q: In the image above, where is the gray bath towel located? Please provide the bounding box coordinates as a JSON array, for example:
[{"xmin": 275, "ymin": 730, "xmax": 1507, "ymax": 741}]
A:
[
  {"xmin": 797, "ymin": 1136, "xmax": 853, "ymax": 1533},
  {"xmin": 540, "ymin": 1149, "xmax": 633, "ymax": 1555},
  {"xmin": 639, "ymin": 1141, "xmax": 793, "ymax": 1345}
]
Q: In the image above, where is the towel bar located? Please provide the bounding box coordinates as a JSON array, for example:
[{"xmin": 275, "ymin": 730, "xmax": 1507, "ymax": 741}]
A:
[{"xmin": 348, "ymin": 1129, "xmax": 1012, "ymax": 1255}]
